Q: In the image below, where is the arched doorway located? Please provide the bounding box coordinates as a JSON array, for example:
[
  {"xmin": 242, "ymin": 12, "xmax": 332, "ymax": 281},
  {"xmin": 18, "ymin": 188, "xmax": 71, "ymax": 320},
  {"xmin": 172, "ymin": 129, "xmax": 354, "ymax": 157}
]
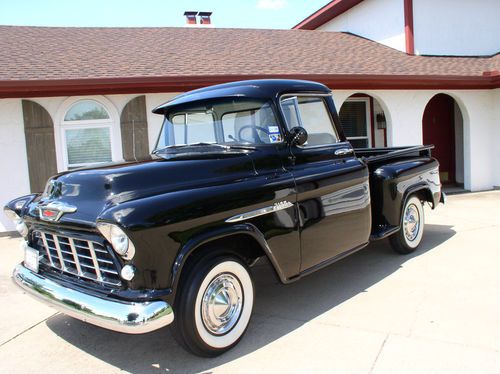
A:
[
  {"xmin": 422, "ymin": 94, "xmax": 464, "ymax": 185},
  {"xmin": 338, "ymin": 94, "xmax": 388, "ymax": 148}
]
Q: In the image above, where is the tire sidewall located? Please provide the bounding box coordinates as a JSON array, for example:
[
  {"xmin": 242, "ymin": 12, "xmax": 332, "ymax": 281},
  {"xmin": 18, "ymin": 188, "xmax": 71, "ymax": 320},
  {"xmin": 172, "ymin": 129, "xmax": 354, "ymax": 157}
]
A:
[
  {"xmin": 402, "ymin": 196, "xmax": 424, "ymax": 249},
  {"xmin": 193, "ymin": 259, "xmax": 254, "ymax": 349},
  {"xmin": 175, "ymin": 255, "xmax": 254, "ymax": 356}
]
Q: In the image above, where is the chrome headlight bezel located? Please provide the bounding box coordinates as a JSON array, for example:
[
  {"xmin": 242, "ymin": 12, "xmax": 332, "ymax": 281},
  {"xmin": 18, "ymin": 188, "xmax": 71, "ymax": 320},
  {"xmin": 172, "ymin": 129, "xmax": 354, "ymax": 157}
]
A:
[
  {"xmin": 3, "ymin": 207, "xmax": 28, "ymax": 237},
  {"xmin": 97, "ymin": 222, "xmax": 136, "ymax": 260}
]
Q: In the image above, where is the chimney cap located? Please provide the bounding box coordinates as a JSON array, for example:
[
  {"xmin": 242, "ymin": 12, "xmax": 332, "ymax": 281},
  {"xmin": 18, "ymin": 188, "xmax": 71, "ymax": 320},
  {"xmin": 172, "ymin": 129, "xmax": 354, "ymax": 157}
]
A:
[
  {"xmin": 198, "ymin": 11, "xmax": 213, "ymax": 17},
  {"xmin": 183, "ymin": 11, "xmax": 198, "ymax": 16}
]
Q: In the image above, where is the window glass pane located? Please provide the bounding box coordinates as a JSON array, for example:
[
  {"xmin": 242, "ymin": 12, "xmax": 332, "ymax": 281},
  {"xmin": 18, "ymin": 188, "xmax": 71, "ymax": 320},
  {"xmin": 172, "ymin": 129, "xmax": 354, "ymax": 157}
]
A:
[
  {"xmin": 348, "ymin": 138, "xmax": 369, "ymax": 148},
  {"xmin": 171, "ymin": 114, "xmax": 187, "ymax": 144},
  {"xmin": 339, "ymin": 101, "xmax": 367, "ymax": 138},
  {"xmin": 65, "ymin": 127, "xmax": 112, "ymax": 166},
  {"xmin": 186, "ymin": 112, "xmax": 216, "ymax": 144},
  {"xmin": 281, "ymin": 96, "xmax": 338, "ymax": 146},
  {"xmin": 221, "ymin": 103, "xmax": 278, "ymax": 144},
  {"xmin": 64, "ymin": 100, "xmax": 110, "ymax": 121}
]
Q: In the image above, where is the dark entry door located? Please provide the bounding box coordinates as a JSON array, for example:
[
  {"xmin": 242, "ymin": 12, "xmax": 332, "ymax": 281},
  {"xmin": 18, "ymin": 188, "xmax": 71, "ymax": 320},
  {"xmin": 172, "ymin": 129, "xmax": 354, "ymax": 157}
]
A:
[
  {"xmin": 423, "ymin": 94, "xmax": 455, "ymax": 184},
  {"xmin": 280, "ymin": 95, "xmax": 371, "ymax": 272}
]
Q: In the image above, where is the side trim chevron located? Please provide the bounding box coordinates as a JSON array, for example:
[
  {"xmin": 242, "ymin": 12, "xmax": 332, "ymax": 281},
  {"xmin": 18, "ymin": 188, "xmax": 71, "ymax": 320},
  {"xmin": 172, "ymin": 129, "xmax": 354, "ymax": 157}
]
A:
[{"xmin": 225, "ymin": 201, "xmax": 294, "ymax": 223}]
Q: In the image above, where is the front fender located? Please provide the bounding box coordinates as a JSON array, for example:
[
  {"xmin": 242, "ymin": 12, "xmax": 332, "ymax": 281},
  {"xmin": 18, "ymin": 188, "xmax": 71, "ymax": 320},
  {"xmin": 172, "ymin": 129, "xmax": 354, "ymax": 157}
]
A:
[{"xmin": 171, "ymin": 222, "xmax": 288, "ymax": 293}]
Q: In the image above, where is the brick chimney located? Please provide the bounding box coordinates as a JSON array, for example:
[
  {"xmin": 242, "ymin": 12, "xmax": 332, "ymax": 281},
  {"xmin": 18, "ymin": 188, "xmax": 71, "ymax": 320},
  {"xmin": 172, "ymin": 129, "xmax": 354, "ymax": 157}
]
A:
[
  {"xmin": 184, "ymin": 11, "xmax": 198, "ymax": 25},
  {"xmin": 198, "ymin": 12, "xmax": 212, "ymax": 25}
]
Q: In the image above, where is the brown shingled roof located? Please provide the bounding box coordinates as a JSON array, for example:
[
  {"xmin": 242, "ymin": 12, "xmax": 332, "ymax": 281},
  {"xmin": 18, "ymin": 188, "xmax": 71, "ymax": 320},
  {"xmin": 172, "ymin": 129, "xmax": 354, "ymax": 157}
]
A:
[{"xmin": 0, "ymin": 26, "xmax": 498, "ymax": 97}]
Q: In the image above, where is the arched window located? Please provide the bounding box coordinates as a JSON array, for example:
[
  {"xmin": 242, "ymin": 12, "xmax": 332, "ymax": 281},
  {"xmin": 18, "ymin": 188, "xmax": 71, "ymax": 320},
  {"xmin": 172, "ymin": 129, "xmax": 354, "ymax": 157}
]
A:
[{"xmin": 61, "ymin": 100, "xmax": 115, "ymax": 169}]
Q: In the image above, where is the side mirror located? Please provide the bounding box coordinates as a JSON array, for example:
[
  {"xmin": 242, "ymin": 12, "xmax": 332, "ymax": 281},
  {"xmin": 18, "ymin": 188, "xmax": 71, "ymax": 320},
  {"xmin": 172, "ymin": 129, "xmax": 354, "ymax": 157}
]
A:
[{"xmin": 288, "ymin": 126, "xmax": 308, "ymax": 146}]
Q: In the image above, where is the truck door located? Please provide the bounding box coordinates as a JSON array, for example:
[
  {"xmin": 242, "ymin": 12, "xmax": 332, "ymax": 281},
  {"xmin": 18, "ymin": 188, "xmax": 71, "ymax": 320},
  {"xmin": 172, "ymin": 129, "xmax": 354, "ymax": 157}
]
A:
[{"xmin": 280, "ymin": 95, "xmax": 371, "ymax": 272}]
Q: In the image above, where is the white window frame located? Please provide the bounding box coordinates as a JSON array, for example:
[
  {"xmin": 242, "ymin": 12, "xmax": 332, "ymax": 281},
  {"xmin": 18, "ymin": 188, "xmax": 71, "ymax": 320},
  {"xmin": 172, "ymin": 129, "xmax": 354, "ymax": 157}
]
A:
[
  {"xmin": 55, "ymin": 96, "xmax": 123, "ymax": 171},
  {"xmin": 343, "ymin": 97, "xmax": 372, "ymax": 148}
]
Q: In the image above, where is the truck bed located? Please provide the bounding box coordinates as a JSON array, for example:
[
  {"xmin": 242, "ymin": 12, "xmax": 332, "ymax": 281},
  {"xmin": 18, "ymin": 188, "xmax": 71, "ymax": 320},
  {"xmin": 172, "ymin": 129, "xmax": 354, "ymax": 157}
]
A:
[{"xmin": 354, "ymin": 145, "xmax": 434, "ymax": 164}]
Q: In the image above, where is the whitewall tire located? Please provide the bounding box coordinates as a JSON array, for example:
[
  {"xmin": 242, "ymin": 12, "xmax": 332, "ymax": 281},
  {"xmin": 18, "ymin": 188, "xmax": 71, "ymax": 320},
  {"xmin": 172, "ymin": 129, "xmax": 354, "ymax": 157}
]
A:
[
  {"xmin": 172, "ymin": 255, "xmax": 254, "ymax": 357},
  {"xmin": 390, "ymin": 195, "xmax": 425, "ymax": 254}
]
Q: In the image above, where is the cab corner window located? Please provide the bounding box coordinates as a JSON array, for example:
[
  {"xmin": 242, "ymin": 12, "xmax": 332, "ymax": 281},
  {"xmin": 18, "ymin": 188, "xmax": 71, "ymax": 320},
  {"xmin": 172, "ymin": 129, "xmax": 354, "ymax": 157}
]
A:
[{"xmin": 281, "ymin": 96, "xmax": 339, "ymax": 146}]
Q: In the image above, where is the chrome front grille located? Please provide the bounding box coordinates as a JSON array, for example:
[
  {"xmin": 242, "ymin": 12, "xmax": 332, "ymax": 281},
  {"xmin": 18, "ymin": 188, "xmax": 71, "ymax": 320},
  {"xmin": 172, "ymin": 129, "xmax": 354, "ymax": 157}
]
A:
[{"xmin": 34, "ymin": 230, "xmax": 121, "ymax": 286}]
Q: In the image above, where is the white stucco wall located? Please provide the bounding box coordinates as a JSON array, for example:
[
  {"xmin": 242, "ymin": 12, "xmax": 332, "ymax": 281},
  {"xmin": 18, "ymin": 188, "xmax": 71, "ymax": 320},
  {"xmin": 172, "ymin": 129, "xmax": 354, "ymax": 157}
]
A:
[
  {"xmin": 333, "ymin": 89, "xmax": 498, "ymax": 192},
  {"xmin": 493, "ymin": 89, "xmax": 500, "ymax": 188},
  {"xmin": 413, "ymin": 0, "xmax": 500, "ymax": 56},
  {"xmin": 0, "ymin": 99, "xmax": 31, "ymax": 231},
  {"xmin": 317, "ymin": 0, "xmax": 406, "ymax": 52}
]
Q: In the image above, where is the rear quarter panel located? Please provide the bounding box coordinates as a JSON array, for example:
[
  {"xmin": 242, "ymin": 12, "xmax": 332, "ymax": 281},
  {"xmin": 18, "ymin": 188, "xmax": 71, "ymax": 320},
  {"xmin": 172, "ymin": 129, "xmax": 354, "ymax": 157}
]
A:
[{"xmin": 369, "ymin": 157, "xmax": 441, "ymax": 229}]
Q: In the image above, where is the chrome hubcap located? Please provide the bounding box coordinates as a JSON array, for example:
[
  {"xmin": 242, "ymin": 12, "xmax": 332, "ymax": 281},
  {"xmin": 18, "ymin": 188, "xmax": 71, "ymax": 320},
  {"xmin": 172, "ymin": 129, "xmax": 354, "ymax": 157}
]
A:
[
  {"xmin": 201, "ymin": 273, "xmax": 243, "ymax": 335},
  {"xmin": 403, "ymin": 203, "xmax": 420, "ymax": 241}
]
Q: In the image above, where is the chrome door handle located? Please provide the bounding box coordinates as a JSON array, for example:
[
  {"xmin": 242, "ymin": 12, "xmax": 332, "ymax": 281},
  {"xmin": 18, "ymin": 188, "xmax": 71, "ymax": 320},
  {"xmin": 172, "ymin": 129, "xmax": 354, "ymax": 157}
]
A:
[{"xmin": 334, "ymin": 148, "xmax": 353, "ymax": 156}]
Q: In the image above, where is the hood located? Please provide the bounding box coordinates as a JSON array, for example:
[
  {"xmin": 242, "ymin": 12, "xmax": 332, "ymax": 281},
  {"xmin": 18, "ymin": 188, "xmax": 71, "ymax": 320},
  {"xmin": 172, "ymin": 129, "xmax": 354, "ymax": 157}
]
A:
[{"xmin": 26, "ymin": 154, "xmax": 256, "ymax": 227}]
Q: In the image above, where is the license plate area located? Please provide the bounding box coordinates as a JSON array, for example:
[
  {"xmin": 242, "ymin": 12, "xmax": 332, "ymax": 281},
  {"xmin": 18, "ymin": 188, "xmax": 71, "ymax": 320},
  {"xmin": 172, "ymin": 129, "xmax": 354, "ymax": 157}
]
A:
[{"xmin": 24, "ymin": 245, "xmax": 39, "ymax": 273}]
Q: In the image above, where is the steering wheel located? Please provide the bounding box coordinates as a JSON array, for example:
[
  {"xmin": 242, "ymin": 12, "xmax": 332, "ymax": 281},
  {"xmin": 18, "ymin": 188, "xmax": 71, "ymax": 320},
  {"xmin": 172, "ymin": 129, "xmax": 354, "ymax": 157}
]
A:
[{"xmin": 237, "ymin": 125, "xmax": 270, "ymax": 143}]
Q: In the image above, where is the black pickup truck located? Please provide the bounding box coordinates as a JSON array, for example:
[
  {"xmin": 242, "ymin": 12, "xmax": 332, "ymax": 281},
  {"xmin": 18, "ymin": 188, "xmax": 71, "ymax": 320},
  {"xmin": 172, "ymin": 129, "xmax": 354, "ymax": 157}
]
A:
[{"xmin": 5, "ymin": 80, "xmax": 444, "ymax": 356}]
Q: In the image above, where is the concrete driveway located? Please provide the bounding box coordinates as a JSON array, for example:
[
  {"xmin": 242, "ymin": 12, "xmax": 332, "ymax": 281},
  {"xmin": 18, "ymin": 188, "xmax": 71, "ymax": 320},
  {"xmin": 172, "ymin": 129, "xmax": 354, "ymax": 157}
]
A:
[{"xmin": 1, "ymin": 191, "xmax": 499, "ymax": 373}]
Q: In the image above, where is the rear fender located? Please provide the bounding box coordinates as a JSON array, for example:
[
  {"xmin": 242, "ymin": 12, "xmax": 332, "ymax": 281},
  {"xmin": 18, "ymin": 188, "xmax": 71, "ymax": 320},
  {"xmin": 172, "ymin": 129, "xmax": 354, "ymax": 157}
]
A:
[{"xmin": 371, "ymin": 158, "xmax": 440, "ymax": 228}]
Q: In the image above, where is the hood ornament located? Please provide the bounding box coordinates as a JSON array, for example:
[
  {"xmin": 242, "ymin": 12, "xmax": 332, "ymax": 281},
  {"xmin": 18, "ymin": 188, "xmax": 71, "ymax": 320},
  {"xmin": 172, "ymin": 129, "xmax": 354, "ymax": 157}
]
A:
[{"xmin": 39, "ymin": 201, "xmax": 77, "ymax": 222}]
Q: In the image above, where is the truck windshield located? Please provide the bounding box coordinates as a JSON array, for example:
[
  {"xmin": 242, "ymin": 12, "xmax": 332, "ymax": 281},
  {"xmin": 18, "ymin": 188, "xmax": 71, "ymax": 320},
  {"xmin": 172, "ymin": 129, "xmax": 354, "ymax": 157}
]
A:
[{"xmin": 154, "ymin": 98, "xmax": 282, "ymax": 151}]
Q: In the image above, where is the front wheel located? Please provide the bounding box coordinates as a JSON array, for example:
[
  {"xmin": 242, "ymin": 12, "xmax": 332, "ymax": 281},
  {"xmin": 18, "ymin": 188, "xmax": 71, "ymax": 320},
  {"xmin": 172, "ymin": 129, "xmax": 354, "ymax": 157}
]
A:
[
  {"xmin": 390, "ymin": 195, "xmax": 425, "ymax": 254},
  {"xmin": 172, "ymin": 255, "xmax": 254, "ymax": 357}
]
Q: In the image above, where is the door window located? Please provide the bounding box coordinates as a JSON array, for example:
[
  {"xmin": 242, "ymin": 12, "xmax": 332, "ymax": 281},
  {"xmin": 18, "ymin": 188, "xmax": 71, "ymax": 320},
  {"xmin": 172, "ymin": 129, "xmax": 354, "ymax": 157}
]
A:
[{"xmin": 280, "ymin": 96, "xmax": 339, "ymax": 146}]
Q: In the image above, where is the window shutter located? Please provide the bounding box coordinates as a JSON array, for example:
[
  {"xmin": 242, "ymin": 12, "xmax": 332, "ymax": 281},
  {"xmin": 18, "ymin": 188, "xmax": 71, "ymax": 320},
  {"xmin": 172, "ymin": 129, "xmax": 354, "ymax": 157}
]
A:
[
  {"xmin": 22, "ymin": 100, "xmax": 58, "ymax": 193},
  {"xmin": 120, "ymin": 96, "xmax": 150, "ymax": 161}
]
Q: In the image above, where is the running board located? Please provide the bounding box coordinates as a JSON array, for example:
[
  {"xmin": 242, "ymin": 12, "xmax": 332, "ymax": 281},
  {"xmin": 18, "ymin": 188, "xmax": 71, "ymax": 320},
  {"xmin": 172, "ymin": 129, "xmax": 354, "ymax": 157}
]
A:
[{"xmin": 370, "ymin": 225, "xmax": 400, "ymax": 241}]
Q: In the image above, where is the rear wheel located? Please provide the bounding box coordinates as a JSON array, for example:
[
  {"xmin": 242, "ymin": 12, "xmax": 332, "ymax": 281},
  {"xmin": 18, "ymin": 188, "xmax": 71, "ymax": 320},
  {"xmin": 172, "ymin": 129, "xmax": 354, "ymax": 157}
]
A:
[
  {"xmin": 390, "ymin": 195, "xmax": 424, "ymax": 254},
  {"xmin": 172, "ymin": 255, "xmax": 254, "ymax": 357}
]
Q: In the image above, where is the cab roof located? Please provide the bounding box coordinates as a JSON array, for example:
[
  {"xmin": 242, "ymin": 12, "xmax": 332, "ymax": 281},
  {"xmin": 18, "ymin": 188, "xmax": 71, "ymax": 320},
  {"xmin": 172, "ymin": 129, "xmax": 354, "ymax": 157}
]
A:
[{"xmin": 152, "ymin": 79, "xmax": 331, "ymax": 115}]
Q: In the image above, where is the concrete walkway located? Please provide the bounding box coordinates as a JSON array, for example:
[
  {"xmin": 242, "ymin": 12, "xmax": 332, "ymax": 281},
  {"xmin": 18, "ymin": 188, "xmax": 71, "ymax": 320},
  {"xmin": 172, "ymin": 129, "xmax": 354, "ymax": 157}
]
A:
[{"xmin": 1, "ymin": 191, "xmax": 499, "ymax": 373}]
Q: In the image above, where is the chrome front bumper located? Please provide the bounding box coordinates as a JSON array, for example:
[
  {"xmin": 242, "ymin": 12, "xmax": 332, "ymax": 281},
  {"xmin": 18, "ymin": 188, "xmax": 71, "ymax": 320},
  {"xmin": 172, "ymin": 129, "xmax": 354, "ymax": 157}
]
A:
[{"xmin": 12, "ymin": 264, "xmax": 174, "ymax": 334}]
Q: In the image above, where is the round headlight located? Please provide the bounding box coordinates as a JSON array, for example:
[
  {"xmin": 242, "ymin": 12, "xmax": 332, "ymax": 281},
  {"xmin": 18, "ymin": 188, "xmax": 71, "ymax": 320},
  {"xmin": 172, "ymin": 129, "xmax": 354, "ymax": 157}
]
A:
[
  {"xmin": 4, "ymin": 208, "xmax": 28, "ymax": 237},
  {"xmin": 97, "ymin": 222, "xmax": 136, "ymax": 260},
  {"xmin": 110, "ymin": 225, "xmax": 129, "ymax": 256}
]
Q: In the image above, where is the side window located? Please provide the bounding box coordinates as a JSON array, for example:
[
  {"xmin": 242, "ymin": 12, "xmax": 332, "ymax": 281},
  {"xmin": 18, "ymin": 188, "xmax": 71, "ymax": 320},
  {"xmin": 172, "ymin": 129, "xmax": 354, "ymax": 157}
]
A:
[{"xmin": 281, "ymin": 96, "xmax": 339, "ymax": 146}]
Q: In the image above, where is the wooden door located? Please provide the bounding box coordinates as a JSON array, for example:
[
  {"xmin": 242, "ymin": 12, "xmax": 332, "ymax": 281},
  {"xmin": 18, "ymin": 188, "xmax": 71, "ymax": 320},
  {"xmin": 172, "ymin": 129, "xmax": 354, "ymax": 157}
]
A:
[
  {"xmin": 120, "ymin": 95, "xmax": 150, "ymax": 161},
  {"xmin": 22, "ymin": 100, "xmax": 58, "ymax": 193},
  {"xmin": 423, "ymin": 94, "xmax": 455, "ymax": 184}
]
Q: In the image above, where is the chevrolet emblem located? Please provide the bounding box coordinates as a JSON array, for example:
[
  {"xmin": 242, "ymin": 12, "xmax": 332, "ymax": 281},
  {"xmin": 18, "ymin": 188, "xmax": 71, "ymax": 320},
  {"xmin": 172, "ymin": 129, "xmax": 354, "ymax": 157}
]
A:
[{"xmin": 39, "ymin": 201, "xmax": 77, "ymax": 222}]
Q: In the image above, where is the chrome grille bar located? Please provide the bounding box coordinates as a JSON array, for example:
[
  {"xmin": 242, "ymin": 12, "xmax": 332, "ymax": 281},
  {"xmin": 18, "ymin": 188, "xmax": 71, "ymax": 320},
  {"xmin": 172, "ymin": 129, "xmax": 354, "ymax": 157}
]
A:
[
  {"xmin": 40, "ymin": 232, "xmax": 55, "ymax": 267},
  {"xmin": 88, "ymin": 241, "xmax": 103, "ymax": 282},
  {"xmin": 68, "ymin": 237, "xmax": 83, "ymax": 276},
  {"xmin": 51, "ymin": 233, "xmax": 66, "ymax": 270},
  {"xmin": 35, "ymin": 230, "xmax": 121, "ymax": 287}
]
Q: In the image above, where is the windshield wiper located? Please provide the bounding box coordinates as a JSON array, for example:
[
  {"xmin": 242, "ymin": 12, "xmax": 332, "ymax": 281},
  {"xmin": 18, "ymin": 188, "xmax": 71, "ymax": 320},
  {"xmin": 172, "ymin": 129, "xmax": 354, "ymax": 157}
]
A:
[{"xmin": 153, "ymin": 142, "xmax": 256, "ymax": 155}]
